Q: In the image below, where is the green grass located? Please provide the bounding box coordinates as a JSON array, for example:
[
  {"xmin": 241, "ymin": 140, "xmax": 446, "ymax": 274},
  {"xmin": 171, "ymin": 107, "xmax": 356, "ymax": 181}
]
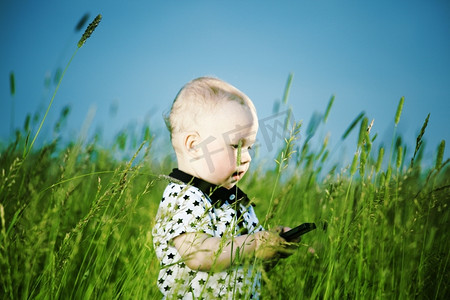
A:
[
  {"xmin": 1, "ymin": 91, "xmax": 448, "ymax": 299},
  {"xmin": 1, "ymin": 18, "xmax": 449, "ymax": 298}
]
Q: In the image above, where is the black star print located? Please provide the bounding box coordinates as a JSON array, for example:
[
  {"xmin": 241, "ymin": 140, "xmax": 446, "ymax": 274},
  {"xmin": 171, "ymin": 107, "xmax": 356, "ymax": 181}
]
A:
[
  {"xmin": 206, "ymin": 286, "xmax": 214, "ymax": 293},
  {"xmin": 184, "ymin": 194, "xmax": 190, "ymax": 200},
  {"xmin": 166, "ymin": 269, "xmax": 173, "ymax": 276},
  {"xmin": 193, "ymin": 200, "xmax": 200, "ymax": 206},
  {"xmin": 164, "ymin": 285, "xmax": 171, "ymax": 291},
  {"xmin": 177, "ymin": 218, "xmax": 183, "ymax": 224},
  {"xmin": 188, "ymin": 270, "xmax": 196, "ymax": 276},
  {"xmin": 186, "ymin": 208, "xmax": 193, "ymax": 214},
  {"xmin": 158, "ymin": 278, "xmax": 164, "ymax": 284},
  {"xmin": 218, "ymin": 277, "xmax": 225, "ymax": 284},
  {"xmin": 168, "ymin": 253, "xmax": 175, "ymax": 259},
  {"xmin": 179, "ymin": 262, "xmax": 186, "ymax": 268},
  {"xmin": 173, "ymin": 192, "xmax": 178, "ymax": 197},
  {"xmin": 237, "ymin": 276, "xmax": 243, "ymax": 283},
  {"xmin": 175, "ymin": 278, "xmax": 185, "ymax": 284},
  {"xmin": 198, "ymin": 278, "xmax": 206, "ymax": 285}
]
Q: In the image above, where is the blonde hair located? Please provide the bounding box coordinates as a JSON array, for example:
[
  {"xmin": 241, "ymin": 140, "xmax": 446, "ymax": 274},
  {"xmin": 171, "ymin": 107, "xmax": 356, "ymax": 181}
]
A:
[{"xmin": 166, "ymin": 77, "xmax": 256, "ymax": 140}]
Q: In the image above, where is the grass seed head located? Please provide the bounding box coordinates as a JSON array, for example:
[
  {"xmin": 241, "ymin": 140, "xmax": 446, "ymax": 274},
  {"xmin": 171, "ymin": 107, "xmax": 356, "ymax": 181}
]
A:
[
  {"xmin": 411, "ymin": 113, "xmax": 430, "ymax": 168},
  {"xmin": 435, "ymin": 140, "xmax": 445, "ymax": 170},
  {"xmin": 342, "ymin": 111, "xmax": 365, "ymax": 140},
  {"xmin": 358, "ymin": 117, "xmax": 369, "ymax": 147},
  {"xmin": 237, "ymin": 139, "xmax": 243, "ymax": 167},
  {"xmin": 9, "ymin": 71, "xmax": 15, "ymax": 96},
  {"xmin": 350, "ymin": 152, "xmax": 358, "ymax": 175},
  {"xmin": 282, "ymin": 73, "xmax": 294, "ymax": 105},
  {"xmin": 323, "ymin": 94, "xmax": 335, "ymax": 123},
  {"xmin": 396, "ymin": 145, "xmax": 403, "ymax": 169},
  {"xmin": 78, "ymin": 14, "xmax": 102, "ymax": 48},
  {"xmin": 367, "ymin": 119, "xmax": 374, "ymax": 134},
  {"xmin": 359, "ymin": 149, "xmax": 367, "ymax": 176},
  {"xmin": 395, "ymin": 96, "xmax": 405, "ymax": 125},
  {"xmin": 376, "ymin": 147, "xmax": 384, "ymax": 173}
]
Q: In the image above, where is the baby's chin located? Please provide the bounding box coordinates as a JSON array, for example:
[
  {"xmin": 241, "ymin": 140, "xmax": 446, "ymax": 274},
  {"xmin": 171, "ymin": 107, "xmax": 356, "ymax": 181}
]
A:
[
  {"xmin": 220, "ymin": 181, "xmax": 236, "ymax": 190},
  {"xmin": 217, "ymin": 171, "xmax": 247, "ymax": 189},
  {"xmin": 221, "ymin": 177, "xmax": 241, "ymax": 190}
]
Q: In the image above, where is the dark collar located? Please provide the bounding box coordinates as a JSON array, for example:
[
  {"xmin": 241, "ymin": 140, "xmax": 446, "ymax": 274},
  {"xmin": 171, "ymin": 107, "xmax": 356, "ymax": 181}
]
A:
[{"xmin": 168, "ymin": 168, "xmax": 252, "ymax": 207}]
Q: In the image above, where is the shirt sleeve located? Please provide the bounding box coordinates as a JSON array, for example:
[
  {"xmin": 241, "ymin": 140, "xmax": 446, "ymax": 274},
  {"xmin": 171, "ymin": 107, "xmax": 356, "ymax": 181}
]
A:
[{"xmin": 156, "ymin": 183, "xmax": 215, "ymax": 242}]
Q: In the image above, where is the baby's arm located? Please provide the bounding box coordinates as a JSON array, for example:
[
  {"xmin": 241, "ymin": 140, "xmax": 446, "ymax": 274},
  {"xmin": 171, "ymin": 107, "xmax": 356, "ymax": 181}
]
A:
[{"xmin": 172, "ymin": 229, "xmax": 294, "ymax": 272}]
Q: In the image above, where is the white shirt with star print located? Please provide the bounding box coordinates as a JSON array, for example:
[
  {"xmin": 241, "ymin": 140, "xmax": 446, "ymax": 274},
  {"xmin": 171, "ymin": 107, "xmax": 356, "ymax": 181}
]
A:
[{"xmin": 152, "ymin": 182, "xmax": 264, "ymax": 299}]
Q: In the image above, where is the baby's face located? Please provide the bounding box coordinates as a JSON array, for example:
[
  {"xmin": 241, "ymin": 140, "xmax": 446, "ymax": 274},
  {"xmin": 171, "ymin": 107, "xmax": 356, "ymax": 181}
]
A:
[{"xmin": 194, "ymin": 101, "xmax": 258, "ymax": 189}]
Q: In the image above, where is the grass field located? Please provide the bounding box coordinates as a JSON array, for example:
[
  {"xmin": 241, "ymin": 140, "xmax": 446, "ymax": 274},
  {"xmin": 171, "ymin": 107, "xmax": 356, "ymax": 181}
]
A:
[
  {"xmin": 1, "ymin": 90, "xmax": 449, "ymax": 299},
  {"xmin": 1, "ymin": 18, "xmax": 449, "ymax": 299}
]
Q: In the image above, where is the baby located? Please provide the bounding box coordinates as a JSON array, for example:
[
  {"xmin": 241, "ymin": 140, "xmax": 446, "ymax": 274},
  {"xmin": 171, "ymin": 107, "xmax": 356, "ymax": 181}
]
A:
[{"xmin": 152, "ymin": 77, "xmax": 297, "ymax": 299}]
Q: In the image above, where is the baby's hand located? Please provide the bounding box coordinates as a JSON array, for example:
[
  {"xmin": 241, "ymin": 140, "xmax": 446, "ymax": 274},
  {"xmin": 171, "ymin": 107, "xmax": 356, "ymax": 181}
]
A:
[{"xmin": 254, "ymin": 227, "xmax": 298, "ymax": 260}]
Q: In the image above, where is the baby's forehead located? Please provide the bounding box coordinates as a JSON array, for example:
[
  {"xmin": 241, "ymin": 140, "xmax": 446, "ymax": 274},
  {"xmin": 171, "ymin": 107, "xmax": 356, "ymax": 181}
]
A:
[{"xmin": 201, "ymin": 103, "xmax": 258, "ymax": 139}]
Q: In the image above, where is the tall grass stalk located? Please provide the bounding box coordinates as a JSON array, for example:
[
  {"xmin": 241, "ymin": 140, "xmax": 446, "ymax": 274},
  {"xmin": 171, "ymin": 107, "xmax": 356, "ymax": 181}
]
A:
[
  {"xmin": 410, "ymin": 113, "xmax": 429, "ymax": 169},
  {"xmin": 25, "ymin": 51, "xmax": 78, "ymax": 158},
  {"xmin": 263, "ymin": 74, "xmax": 300, "ymax": 228},
  {"xmin": 387, "ymin": 97, "xmax": 404, "ymax": 173},
  {"xmin": 25, "ymin": 14, "xmax": 102, "ymax": 158}
]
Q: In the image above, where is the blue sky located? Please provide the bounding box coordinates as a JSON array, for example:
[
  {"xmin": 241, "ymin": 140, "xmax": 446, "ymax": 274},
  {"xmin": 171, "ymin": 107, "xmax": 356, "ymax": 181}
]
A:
[{"xmin": 1, "ymin": 0, "xmax": 449, "ymax": 167}]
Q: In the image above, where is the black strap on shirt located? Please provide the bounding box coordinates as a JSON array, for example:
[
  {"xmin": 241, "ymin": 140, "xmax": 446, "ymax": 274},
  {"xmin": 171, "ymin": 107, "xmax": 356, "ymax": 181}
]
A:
[{"xmin": 168, "ymin": 168, "xmax": 252, "ymax": 208}]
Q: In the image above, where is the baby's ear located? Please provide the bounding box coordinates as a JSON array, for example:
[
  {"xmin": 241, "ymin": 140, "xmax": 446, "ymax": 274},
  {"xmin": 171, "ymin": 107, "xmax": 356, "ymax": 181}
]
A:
[{"xmin": 184, "ymin": 132, "xmax": 201, "ymax": 158}]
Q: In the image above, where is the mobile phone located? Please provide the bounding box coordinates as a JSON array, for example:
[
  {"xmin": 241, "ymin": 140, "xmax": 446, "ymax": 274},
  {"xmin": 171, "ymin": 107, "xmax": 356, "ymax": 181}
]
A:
[{"xmin": 280, "ymin": 223, "xmax": 316, "ymax": 242}]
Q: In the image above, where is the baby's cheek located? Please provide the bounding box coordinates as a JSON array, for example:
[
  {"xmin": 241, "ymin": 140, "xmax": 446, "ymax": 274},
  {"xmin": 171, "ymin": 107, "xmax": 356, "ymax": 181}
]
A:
[{"xmin": 227, "ymin": 150, "xmax": 238, "ymax": 166}]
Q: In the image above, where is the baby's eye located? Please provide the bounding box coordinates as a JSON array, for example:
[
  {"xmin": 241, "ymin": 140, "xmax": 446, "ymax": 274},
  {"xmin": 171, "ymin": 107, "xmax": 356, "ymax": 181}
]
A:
[{"xmin": 231, "ymin": 144, "xmax": 253, "ymax": 151}]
